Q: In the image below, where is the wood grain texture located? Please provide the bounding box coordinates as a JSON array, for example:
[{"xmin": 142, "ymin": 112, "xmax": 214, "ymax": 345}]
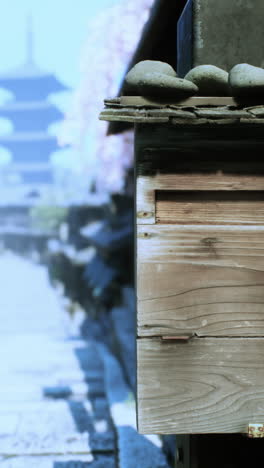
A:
[
  {"xmin": 137, "ymin": 337, "xmax": 264, "ymax": 434},
  {"xmin": 135, "ymin": 122, "xmax": 264, "ymax": 437},
  {"xmin": 139, "ymin": 149, "xmax": 264, "ymax": 174},
  {"xmin": 135, "ymin": 124, "xmax": 264, "ymax": 157},
  {"xmin": 136, "ymin": 177, "xmax": 156, "ymax": 224},
  {"xmin": 137, "ymin": 225, "xmax": 264, "ymax": 336},
  {"xmin": 136, "ymin": 174, "xmax": 264, "ymax": 225},
  {"xmin": 156, "ymin": 190, "xmax": 264, "ymax": 225}
]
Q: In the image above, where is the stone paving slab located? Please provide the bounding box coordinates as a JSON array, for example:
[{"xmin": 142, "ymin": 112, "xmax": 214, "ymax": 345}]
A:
[
  {"xmin": 0, "ymin": 253, "xmax": 114, "ymax": 466},
  {"xmin": 0, "ymin": 402, "xmax": 90, "ymax": 455},
  {"xmin": 0, "ymin": 455, "xmax": 93, "ymax": 467},
  {"xmin": 0, "ymin": 254, "xmax": 64, "ymax": 335}
]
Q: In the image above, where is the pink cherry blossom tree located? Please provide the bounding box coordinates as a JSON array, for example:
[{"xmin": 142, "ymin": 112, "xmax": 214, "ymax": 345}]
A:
[{"xmin": 59, "ymin": 0, "xmax": 154, "ymax": 194}]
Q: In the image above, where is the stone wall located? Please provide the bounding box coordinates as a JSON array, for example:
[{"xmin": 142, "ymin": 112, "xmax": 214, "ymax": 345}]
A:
[{"xmin": 178, "ymin": 0, "xmax": 264, "ymax": 76}]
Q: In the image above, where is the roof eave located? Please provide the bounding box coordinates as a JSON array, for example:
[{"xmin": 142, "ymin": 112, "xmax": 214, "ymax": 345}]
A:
[{"xmin": 107, "ymin": 0, "xmax": 188, "ymax": 135}]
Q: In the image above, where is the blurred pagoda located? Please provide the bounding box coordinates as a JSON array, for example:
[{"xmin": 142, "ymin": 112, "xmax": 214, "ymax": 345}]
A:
[{"xmin": 0, "ymin": 16, "xmax": 68, "ymax": 193}]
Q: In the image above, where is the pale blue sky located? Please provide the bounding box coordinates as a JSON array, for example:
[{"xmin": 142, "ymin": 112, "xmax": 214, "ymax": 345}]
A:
[
  {"xmin": 0, "ymin": 0, "xmax": 119, "ymax": 87},
  {"xmin": 0, "ymin": 0, "xmax": 121, "ymax": 167}
]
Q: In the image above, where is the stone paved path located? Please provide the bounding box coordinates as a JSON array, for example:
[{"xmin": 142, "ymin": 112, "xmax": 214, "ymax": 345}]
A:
[{"xmin": 0, "ymin": 252, "xmax": 115, "ymax": 467}]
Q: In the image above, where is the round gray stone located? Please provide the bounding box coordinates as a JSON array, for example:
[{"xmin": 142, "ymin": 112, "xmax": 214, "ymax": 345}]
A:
[
  {"xmin": 124, "ymin": 60, "xmax": 177, "ymax": 94},
  {"xmin": 185, "ymin": 65, "xmax": 230, "ymax": 96},
  {"xmin": 127, "ymin": 71, "xmax": 198, "ymax": 98},
  {"xmin": 229, "ymin": 63, "xmax": 264, "ymax": 97}
]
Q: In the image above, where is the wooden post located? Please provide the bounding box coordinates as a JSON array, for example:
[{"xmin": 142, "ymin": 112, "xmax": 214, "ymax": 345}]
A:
[{"xmin": 175, "ymin": 435, "xmax": 190, "ymax": 468}]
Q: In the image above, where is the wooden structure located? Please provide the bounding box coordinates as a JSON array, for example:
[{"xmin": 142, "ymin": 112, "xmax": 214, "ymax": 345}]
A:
[{"xmin": 101, "ymin": 96, "xmax": 264, "ymax": 465}]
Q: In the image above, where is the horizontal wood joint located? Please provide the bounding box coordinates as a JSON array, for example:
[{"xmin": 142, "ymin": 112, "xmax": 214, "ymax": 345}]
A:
[{"xmin": 161, "ymin": 334, "xmax": 195, "ymax": 343}]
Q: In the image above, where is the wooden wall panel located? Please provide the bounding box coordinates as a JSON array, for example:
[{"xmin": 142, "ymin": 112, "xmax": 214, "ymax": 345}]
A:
[
  {"xmin": 136, "ymin": 173, "xmax": 264, "ymax": 225},
  {"xmin": 136, "ymin": 130, "xmax": 264, "ymax": 435},
  {"xmin": 156, "ymin": 191, "xmax": 264, "ymax": 225},
  {"xmin": 137, "ymin": 225, "xmax": 264, "ymax": 337},
  {"xmin": 137, "ymin": 337, "xmax": 264, "ymax": 434}
]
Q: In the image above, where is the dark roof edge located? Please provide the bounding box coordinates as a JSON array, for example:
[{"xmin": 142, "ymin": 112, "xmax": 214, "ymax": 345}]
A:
[{"xmin": 107, "ymin": 0, "xmax": 188, "ymax": 135}]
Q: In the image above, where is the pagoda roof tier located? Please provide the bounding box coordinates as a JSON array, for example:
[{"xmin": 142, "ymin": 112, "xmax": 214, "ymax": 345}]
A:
[
  {"xmin": 11, "ymin": 162, "xmax": 52, "ymax": 171},
  {"xmin": 7, "ymin": 164, "xmax": 53, "ymax": 184},
  {"xmin": 19, "ymin": 168, "xmax": 53, "ymax": 184},
  {"xmin": 0, "ymin": 132, "xmax": 62, "ymax": 163},
  {"xmin": 0, "ymin": 100, "xmax": 63, "ymax": 132},
  {"xmin": 0, "ymin": 63, "xmax": 69, "ymax": 101}
]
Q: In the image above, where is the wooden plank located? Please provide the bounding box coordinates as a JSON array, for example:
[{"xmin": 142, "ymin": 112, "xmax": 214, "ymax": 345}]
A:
[
  {"xmin": 138, "ymin": 174, "xmax": 264, "ymax": 191},
  {"xmin": 156, "ymin": 190, "xmax": 264, "ymax": 225},
  {"xmin": 137, "ymin": 225, "xmax": 264, "ymax": 337},
  {"xmin": 137, "ymin": 337, "xmax": 264, "ymax": 434},
  {"xmin": 138, "ymin": 150, "xmax": 264, "ymax": 174},
  {"xmin": 121, "ymin": 96, "xmax": 236, "ymax": 107},
  {"xmin": 136, "ymin": 174, "xmax": 264, "ymax": 225},
  {"xmin": 135, "ymin": 125, "xmax": 264, "ymax": 157},
  {"xmin": 136, "ymin": 177, "xmax": 156, "ymax": 224},
  {"xmin": 176, "ymin": 435, "xmax": 191, "ymax": 468}
]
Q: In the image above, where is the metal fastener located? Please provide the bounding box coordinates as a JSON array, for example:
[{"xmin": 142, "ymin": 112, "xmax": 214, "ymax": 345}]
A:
[
  {"xmin": 161, "ymin": 334, "xmax": 194, "ymax": 343},
  {"xmin": 247, "ymin": 423, "xmax": 264, "ymax": 438}
]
